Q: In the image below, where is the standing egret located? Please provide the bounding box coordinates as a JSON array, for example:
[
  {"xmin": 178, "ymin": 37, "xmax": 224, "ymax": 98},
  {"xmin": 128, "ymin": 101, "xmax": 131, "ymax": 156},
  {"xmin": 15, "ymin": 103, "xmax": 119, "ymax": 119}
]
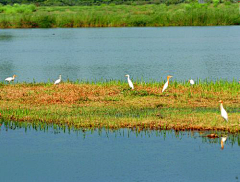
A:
[
  {"xmin": 188, "ymin": 79, "xmax": 194, "ymax": 85},
  {"xmin": 219, "ymin": 100, "xmax": 228, "ymax": 122},
  {"xmin": 5, "ymin": 75, "xmax": 17, "ymax": 83},
  {"xmin": 125, "ymin": 74, "xmax": 134, "ymax": 90},
  {"xmin": 54, "ymin": 75, "xmax": 62, "ymax": 85},
  {"xmin": 221, "ymin": 136, "xmax": 227, "ymax": 150},
  {"xmin": 162, "ymin": 75, "xmax": 173, "ymax": 93}
]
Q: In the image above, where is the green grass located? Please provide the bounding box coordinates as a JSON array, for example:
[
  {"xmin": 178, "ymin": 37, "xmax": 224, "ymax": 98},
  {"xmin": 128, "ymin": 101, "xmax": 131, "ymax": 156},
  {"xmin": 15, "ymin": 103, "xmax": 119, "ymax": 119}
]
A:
[
  {"xmin": 0, "ymin": 80, "xmax": 239, "ymax": 132},
  {"xmin": 0, "ymin": 3, "xmax": 239, "ymax": 28}
]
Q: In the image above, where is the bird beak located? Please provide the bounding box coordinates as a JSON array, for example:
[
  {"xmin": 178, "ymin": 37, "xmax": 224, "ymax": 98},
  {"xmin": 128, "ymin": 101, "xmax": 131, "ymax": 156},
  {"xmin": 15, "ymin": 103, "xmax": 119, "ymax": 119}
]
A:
[{"xmin": 125, "ymin": 75, "xmax": 127, "ymax": 77}]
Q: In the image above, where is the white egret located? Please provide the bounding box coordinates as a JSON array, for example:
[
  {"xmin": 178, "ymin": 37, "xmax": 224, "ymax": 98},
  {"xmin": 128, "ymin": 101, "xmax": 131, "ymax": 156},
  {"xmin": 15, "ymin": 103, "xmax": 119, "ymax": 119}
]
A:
[
  {"xmin": 5, "ymin": 75, "xmax": 17, "ymax": 83},
  {"xmin": 221, "ymin": 136, "xmax": 227, "ymax": 150},
  {"xmin": 188, "ymin": 79, "xmax": 194, "ymax": 85},
  {"xmin": 162, "ymin": 75, "xmax": 173, "ymax": 93},
  {"xmin": 125, "ymin": 74, "xmax": 134, "ymax": 90},
  {"xmin": 54, "ymin": 75, "xmax": 62, "ymax": 85},
  {"xmin": 219, "ymin": 100, "xmax": 228, "ymax": 122}
]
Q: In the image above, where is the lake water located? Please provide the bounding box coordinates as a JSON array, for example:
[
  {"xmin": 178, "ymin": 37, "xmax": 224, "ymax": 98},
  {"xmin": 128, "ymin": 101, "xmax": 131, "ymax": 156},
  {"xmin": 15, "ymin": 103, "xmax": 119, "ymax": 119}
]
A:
[
  {"xmin": 0, "ymin": 27, "xmax": 240, "ymax": 83},
  {"xmin": 0, "ymin": 123, "xmax": 240, "ymax": 182},
  {"xmin": 1, "ymin": 27, "xmax": 239, "ymax": 182}
]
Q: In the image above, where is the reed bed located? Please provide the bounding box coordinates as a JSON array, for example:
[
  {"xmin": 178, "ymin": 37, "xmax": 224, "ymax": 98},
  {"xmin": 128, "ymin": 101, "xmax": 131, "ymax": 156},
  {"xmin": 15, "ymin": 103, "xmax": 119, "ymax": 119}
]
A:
[
  {"xmin": 0, "ymin": 80, "xmax": 239, "ymax": 132},
  {"xmin": 0, "ymin": 3, "xmax": 239, "ymax": 28},
  {"xmin": 2, "ymin": 120, "xmax": 240, "ymax": 145}
]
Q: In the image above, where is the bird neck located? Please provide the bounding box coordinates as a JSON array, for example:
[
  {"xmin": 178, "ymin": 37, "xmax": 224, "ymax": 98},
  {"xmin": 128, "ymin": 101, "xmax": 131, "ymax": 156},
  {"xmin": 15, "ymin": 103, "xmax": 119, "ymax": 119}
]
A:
[{"xmin": 220, "ymin": 103, "xmax": 223, "ymax": 110}]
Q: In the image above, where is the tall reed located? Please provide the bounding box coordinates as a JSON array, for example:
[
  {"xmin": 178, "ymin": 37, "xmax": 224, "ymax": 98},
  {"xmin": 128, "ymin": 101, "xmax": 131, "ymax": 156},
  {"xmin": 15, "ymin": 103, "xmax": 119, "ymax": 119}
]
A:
[{"xmin": 0, "ymin": 3, "xmax": 239, "ymax": 28}]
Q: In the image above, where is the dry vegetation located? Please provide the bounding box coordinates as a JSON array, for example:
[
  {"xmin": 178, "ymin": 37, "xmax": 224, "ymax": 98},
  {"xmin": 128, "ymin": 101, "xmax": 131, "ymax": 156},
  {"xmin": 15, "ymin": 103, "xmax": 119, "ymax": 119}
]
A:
[{"xmin": 0, "ymin": 81, "xmax": 239, "ymax": 132}]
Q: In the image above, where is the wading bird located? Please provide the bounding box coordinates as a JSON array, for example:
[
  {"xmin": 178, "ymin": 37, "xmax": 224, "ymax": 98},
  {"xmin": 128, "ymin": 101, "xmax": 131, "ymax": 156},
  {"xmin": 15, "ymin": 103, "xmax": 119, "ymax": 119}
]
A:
[
  {"xmin": 219, "ymin": 100, "xmax": 228, "ymax": 122},
  {"xmin": 162, "ymin": 75, "xmax": 173, "ymax": 93},
  {"xmin": 125, "ymin": 74, "xmax": 134, "ymax": 90},
  {"xmin": 189, "ymin": 79, "xmax": 194, "ymax": 85},
  {"xmin": 54, "ymin": 75, "xmax": 62, "ymax": 85},
  {"xmin": 221, "ymin": 136, "xmax": 227, "ymax": 150},
  {"xmin": 5, "ymin": 75, "xmax": 17, "ymax": 83}
]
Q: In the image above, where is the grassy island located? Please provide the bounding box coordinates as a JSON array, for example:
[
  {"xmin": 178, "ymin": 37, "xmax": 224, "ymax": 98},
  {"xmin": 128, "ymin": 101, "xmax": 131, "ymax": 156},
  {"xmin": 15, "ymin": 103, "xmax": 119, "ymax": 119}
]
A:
[
  {"xmin": 0, "ymin": 80, "xmax": 239, "ymax": 132},
  {"xmin": 0, "ymin": 3, "xmax": 240, "ymax": 28}
]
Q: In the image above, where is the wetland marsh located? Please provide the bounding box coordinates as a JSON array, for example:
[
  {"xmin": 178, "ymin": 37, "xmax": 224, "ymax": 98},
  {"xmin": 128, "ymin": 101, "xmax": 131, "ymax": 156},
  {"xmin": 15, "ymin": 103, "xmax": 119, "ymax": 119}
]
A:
[
  {"xmin": 0, "ymin": 22, "xmax": 240, "ymax": 182},
  {"xmin": 0, "ymin": 27, "xmax": 239, "ymax": 132},
  {"xmin": 0, "ymin": 81, "xmax": 239, "ymax": 132},
  {"xmin": 0, "ymin": 3, "xmax": 240, "ymax": 28}
]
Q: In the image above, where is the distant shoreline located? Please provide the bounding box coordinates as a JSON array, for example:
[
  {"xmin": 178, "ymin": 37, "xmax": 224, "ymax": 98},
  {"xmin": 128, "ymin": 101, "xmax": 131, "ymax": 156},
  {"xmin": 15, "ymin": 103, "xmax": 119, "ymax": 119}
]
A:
[
  {"xmin": 0, "ymin": 3, "xmax": 240, "ymax": 28},
  {"xmin": 0, "ymin": 81, "xmax": 239, "ymax": 132}
]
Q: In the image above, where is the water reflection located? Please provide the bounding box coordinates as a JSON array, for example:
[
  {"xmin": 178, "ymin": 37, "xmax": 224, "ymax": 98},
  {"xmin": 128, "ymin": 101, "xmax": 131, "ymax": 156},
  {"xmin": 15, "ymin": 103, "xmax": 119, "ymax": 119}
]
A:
[
  {"xmin": 1, "ymin": 120, "xmax": 240, "ymax": 181},
  {"xmin": 0, "ymin": 120, "xmax": 238, "ymax": 150},
  {"xmin": 0, "ymin": 34, "xmax": 14, "ymax": 41},
  {"xmin": 221, "ymin": 136, "xmax": 228, "ymax": 150}
]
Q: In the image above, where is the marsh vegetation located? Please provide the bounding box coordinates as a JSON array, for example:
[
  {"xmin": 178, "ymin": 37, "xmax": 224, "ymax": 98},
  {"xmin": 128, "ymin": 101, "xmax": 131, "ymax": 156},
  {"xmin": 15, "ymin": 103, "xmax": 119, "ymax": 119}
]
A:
[
  {"xmin": 0, "ymin": 3, "xmax": 239, "ymax": 28},
  {"xmin": 0, "ymin": 80, "xmax": 239, "ymax": 132}
]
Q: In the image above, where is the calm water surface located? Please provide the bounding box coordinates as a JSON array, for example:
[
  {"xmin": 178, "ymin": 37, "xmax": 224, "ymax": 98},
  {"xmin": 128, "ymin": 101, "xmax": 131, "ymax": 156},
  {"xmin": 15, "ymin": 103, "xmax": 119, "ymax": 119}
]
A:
[
  {"xmin": 1, "ymin": 27, "xmax": 240, "ymax": 182},
  {"xmin": 0, "ymin": 27, "xmax": 239, "ymax": 82},
  {"xmin": 0, "ymin": 123, "xmax": 240, "ymax": 182}
]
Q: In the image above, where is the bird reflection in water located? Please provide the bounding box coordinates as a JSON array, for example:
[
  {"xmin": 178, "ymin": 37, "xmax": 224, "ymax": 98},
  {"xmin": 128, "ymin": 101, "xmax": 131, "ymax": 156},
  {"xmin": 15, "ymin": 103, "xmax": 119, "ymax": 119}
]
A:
[{"xmin": 221, "ymin": 136, "xmax": 227, "ymax": 150}]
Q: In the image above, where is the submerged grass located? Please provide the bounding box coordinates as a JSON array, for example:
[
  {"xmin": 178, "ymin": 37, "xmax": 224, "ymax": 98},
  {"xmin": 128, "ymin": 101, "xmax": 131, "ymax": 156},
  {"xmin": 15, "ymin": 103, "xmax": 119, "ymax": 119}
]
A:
[
  {"xmin": 0, "ymin": 3, "xmax": 240, "ymax": 28},
  {"xmin": 0, "ymin": 80, "xmax": 239, "ymax": 132}
]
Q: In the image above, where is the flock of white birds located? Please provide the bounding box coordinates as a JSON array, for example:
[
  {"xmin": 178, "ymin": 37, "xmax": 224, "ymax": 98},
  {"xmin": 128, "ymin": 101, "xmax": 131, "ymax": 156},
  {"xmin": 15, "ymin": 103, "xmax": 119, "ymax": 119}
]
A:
[
  {"xmin": 4, "ymin": 73, "xmax": 229, "ymax": 146},
  {"xmin": 124, "ymin": 74, "xmax": 229, "ymax": 148},
  {"xmin": 4, "ymin": 73, "xmax": 229, "ymax": 123},
  {"xmin": 125, "ymin": 74, "xmax": 228, "ymax": 122}
]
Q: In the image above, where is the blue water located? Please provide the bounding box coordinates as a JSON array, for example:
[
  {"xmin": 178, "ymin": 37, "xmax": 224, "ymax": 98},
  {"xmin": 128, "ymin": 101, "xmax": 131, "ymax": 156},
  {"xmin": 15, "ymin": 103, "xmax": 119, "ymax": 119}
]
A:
[
  {"xmin": 0, "ymin": 124, "xmax": 239, "ymax": 182},
  {"xmin": 0, "ymin": 27, "xmax": 239, "ymax": 83},
  {"xmin": 0, "ymin": 27, "xmax": 239, "ymax": 182}
]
